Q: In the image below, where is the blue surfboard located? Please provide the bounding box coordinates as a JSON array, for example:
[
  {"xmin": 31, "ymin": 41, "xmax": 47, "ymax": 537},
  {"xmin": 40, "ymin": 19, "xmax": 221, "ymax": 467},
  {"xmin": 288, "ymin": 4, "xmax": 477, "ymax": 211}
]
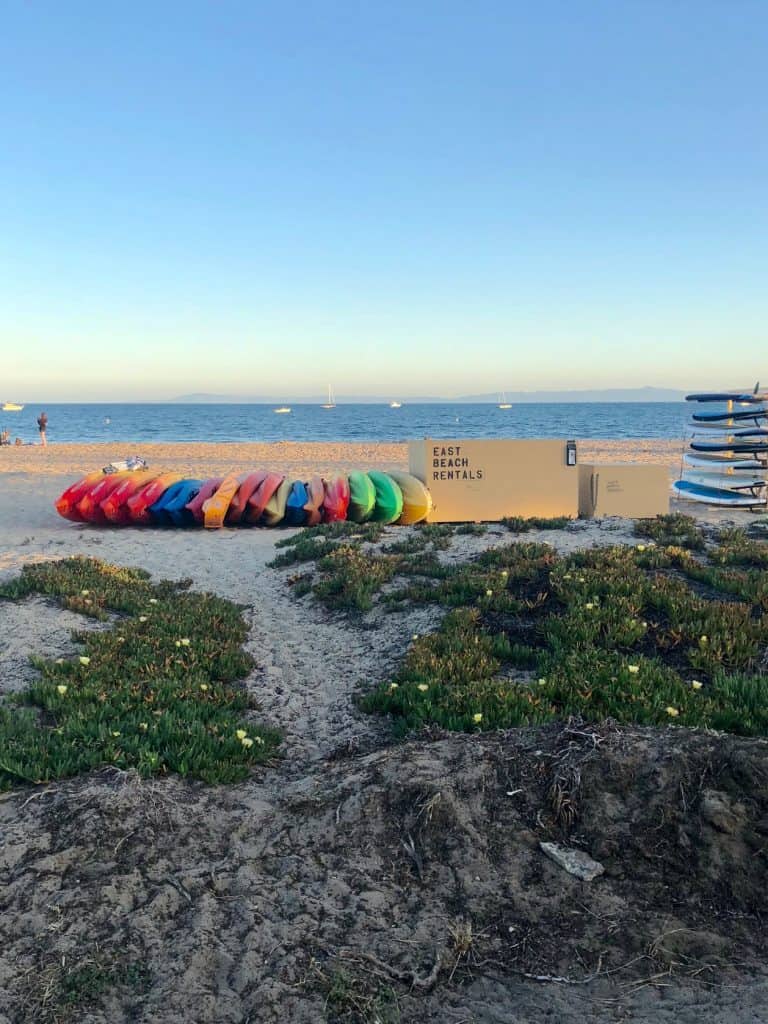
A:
[{"xmin": 674, "ymin": 479, "xmax": 767, "ymax": 507}]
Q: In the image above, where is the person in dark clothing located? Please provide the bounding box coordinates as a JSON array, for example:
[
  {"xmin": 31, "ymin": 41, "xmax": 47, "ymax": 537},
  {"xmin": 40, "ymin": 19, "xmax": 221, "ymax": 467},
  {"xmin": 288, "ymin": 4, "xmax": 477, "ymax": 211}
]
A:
[{"xmin": 37, "ymin": 412, "xmax": 48, "ymax": 447}]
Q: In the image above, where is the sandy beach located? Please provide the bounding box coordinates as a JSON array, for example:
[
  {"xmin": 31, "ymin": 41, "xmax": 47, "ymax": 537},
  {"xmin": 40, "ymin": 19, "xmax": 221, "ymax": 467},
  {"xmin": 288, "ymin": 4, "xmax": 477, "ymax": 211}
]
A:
[{"xmin": 3, "ymin": 441, "xmax": 768, "ymax": 1023}]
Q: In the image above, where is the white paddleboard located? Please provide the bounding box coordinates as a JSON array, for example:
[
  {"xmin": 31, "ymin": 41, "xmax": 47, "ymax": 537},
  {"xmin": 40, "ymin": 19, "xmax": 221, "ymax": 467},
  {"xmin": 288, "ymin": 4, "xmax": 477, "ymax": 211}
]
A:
[
  {"xmin": 684, "ymin": 453, "xmax": 767, "ymax": 470},
  {"xmin": 682, "ymin": 471, "xmax": 766, "ymax": 491}
]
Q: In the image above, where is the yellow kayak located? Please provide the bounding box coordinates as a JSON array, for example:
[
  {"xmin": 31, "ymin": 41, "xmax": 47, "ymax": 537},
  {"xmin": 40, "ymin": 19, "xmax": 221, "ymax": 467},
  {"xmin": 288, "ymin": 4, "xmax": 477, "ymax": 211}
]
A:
[
  {"xmin": 203, "ymin": 473, "xmax": 243, "ymax": 529},
  {"xmin": 387, "ymin": 471, "xmax": 433, "ymax": 524},
  {"xmin": 261, "ymin": 476, "xmax": 291, "ymax": 526}
]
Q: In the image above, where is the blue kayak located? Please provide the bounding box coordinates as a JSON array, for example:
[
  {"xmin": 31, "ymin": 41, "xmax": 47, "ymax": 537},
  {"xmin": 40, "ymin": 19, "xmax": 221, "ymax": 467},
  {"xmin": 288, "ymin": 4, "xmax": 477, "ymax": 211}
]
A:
[
  {"xmin": 164, "ymin": 479, "xmax": 204, "ymax": 526},
  {"xmin": 284, "ymin": 481, "xmax": 309, "ymax": 526}
]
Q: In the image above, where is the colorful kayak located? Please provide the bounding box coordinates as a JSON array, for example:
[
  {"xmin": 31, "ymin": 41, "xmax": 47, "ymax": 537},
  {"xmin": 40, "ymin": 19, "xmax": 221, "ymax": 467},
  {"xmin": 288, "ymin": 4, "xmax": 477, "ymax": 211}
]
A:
[
  {"xmin": 245, "ymin": 473, "xmax": 285, "ymax": 524},
  {"xmin": 226, "ymin": 471, "xmax": 267, "ymax": 524},
  {"xmin": 77, "ymin": 472, "xmax": 133, "ymax": 525},
  {"xmin": 347, "ymin": 471, "xmax": 376, "ymax": 523},
  {"xmin": 387, "ymin": 471, "xmax": 433, "ymax": 525},
  {"xmin": 150, "ymin": 479, "xmax": 203, "ymax": 525},
  {"xmin": 261, "ymin": 477, "xmax": 291, "ymax": 526},
  {"xmin": 285, "ymin": 481, "xmax": 309, "ymax": 526},
  {"xmin": 322, "ymin": 476, "xmax": 350, "ymax": 523},
  {"xmin": 673, "ymin": 479, "xmax": 767, "ymax": 507},
  {"xmin": 368, "ymin": 471, "xmax": 404, "ymax": 525},
  {"xmin": 304, "ymin": 476, "xmax": 325, "ymax": 526},
  {"xmin": 163, "ymin": 480, "xmax": 204, "ymax": 527},
  {"xmin": 55, "ymin": 471, "xmax": 107, "ymax": 522},
  {"xmin": 185, "ymin": 478, "xmax": 224, "ymax": 524},
  {"xmin": 203, "ymin": 473, "xmax": 242, "ymax": 529},
  {"xmin": 127, "ymin": 474, "xmax": 183, "ymax": 525},
  {"xmin": 101, "ymin": 471, "xmax": 156, "ymax": 524}
]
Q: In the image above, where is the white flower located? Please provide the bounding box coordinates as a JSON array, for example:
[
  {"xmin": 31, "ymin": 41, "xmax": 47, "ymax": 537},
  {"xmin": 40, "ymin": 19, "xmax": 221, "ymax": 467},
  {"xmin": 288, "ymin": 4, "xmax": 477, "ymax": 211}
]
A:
[
  {"xmin": 236, "ymin": 729, "xmax": 247, "ymax": 740},
  {"xmin": 241, "ymin": 737, "xmax": 254, "ymax": 748},
  {"xmin": 473, "ymin": 713, "xmax": 483, "ymax": 723},
  {"xmin": 666, "ymin": 706, "xmax": 680, "ymax": 718},
  {"xmin": 628, "ymin": 665, "xmax": 640, "ymax": 674},
  {"xmin": 691, "ymin": 680, "xmax": 703, "ymax": 690},
  {"xmin": 79, "ymin": 656, "xmax": 91, "ymax": 666},
  {"xmin": 81, "ymin": 589, "xmax": 89, "ymax": 596},
  {"xmin": 148, "ymin": 598, "xmax": 158, "ymax": 604},
  {"xmin": 56, "ymin": 684, "xmax": 68, "ymax": 696},
  {"xmin": 417, "ymin": 683, "xmax": 429, "ymax": 692},
  {"xmin": 139, "ymin": 616, "xmax": 147, "ymax": 623},
  {"xmin": 585, "ymin": 603, "xmax": 595, "ymax": 610},
  {"xmin": 485, "ymin": 589, "xmax": 493, "ymax": 597}
]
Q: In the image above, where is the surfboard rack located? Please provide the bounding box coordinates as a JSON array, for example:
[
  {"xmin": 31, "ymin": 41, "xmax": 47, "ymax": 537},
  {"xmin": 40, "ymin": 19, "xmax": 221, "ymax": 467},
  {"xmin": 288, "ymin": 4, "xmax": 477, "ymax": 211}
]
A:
[{"xmin": 677, "ymin": 390, "xmax": 768, "ymax": 508}]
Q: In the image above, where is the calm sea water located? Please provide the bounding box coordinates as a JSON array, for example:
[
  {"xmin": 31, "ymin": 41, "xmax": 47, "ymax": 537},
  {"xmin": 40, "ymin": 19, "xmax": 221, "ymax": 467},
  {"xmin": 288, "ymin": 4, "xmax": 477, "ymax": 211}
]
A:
[{"xmin": 2, "ymin": 402, "xmax": 691, "ymax": 445}]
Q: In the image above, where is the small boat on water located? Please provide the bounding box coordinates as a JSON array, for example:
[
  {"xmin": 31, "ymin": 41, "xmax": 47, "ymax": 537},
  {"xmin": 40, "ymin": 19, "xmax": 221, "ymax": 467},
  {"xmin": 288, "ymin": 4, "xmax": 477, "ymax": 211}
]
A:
[
  {"xmin": 497, "ymin": 392, "xmax": 512, "ymax": 409},
  {"xmin": 2, "ymin": 402, "xmax": 23, "ymax": 411},
  {"xmin": 273, "ymin": 406, "xmax": 291, "ymax": 414},
  {"xmin": 321, "ymin": 386, "xmax": 336, "ymax": 409},
  {"xmin": 389, "ymin": 400, "xmax": 402, "ymax": 408}
]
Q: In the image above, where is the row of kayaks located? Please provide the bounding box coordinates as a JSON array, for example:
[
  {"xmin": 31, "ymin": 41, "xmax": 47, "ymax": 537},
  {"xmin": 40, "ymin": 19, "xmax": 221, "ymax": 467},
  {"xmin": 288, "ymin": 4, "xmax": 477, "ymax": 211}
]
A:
[
  {"xmin": 55, "ymin": 469, "xmax": 433, "ymax": 528},
  {"xmin": 674, "ymin": 391, "xmax": 768, "ymax": 507}
]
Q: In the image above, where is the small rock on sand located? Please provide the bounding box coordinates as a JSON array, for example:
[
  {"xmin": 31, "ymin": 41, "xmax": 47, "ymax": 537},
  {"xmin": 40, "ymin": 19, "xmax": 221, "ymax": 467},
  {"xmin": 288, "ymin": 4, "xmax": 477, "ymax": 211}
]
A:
[{"xmin": 540, "ymin": 841, "xmax": 605, "ymax": 881}]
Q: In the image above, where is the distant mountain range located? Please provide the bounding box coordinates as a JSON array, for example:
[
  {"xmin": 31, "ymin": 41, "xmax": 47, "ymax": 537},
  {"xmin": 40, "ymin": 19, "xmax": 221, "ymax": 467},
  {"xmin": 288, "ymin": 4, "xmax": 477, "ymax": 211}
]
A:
[{"xmin": 172, "ymin": 387, "xmax": 687, "ymax": 404}]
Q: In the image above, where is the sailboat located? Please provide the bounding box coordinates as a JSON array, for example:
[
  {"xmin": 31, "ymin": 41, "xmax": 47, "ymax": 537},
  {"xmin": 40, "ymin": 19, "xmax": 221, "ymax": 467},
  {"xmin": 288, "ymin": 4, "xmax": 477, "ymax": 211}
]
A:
[
  {"xmin": 497, "ymin": 392, "xmax": 512, "ymax": 409},
  {"xmin": 273, "ymin": 405, "xmax": 291, "ymax": 414},
  {"xmin": 321, "ymin": 385, "xmax": 336, "ymax": 409},
  {"xmin": 389, "ymin": 400, "xmax": 402, "ymax": 408},
  {"xmin": 2, "ymin": 402, "xmax": 24, "ymax": 412}
]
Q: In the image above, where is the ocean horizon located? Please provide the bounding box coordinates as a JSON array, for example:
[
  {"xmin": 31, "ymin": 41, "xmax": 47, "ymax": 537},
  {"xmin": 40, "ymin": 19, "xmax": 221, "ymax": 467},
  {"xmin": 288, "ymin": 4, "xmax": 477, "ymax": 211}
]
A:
[{"xmin": 1, "ymin": 401, "xmax": 693, "ymax": 445}]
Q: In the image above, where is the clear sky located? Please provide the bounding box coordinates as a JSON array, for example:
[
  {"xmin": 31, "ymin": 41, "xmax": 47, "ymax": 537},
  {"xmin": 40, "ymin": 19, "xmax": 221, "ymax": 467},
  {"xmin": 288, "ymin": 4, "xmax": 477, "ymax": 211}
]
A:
[{"xmin": 1, "ymin": 1, "xmax": 766, "ymax": 400}]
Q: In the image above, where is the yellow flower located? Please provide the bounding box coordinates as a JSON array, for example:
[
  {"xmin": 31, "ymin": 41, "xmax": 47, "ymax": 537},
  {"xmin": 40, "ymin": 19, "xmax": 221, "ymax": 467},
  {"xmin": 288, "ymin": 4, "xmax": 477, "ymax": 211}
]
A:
[
  {"xmin": 149, "ymin": 598, "xmax": 158, "ymax": 604},
  {"xmin": 585, "ymin": 603, "xmax": 595, "ymax": 610},
  {"xmin": 389, "ymin": 683, "xmax": 399, "ymax": 691},
  {"xmin": 180, "ymin": 638, "xmax": 191, "ymax": 646},
  {"xmin": 628, "ymin": 665, "xmax": 640, "ymax": 674},
  {"xmin": 563, "ymin": 573, "xmax": 572, "ymax": 580},
  {"xmin": 79, "ymin": 656, "xmax": 90, "ymax": 666},
  {"xmin": 56, "ymin": 684, "xmax": 68, "ymax": 696},
  {"xmin": 665, "ymin": 706, "xmax": 679, "ymax": 717},
  {"xmin": 81, "ymin": 589, "xmax": 89, "ymax": 595},
  {"xmin": 241, "ymin": 737, "xmax": 254, "ymax": 748},
  {"xmin": 411, "ymin": 634, "xmax": 419, "ymax": 641},
  {"xmin": 175, "ymin": 641, "xmax": 181, "ymax": 647},
  {"xmin": 485, "ymin": 589, "xmax": 493, "ymax": 597},
  {"xmin": 636, "ymin": 544, "xmax": 646, "ymax": 552},
  {"xmin": 473, "ymin": 713, "xmax": 483, "ymax": 723},
  {"xmin": 691, "ymin": 680, "xmax": 703, "ymax": 690},
  {"xmin": 538, "ymin": 677, "xmax": 547, "ymax": 685},
  {"xmin": 236, "ymin": 729, "xmax": 247, "ymax": 740},
  {"xmin": 254, "ymin": 736, "xmax": 265, "ymax": 745},
  {"xmin": 139, "ymin": 616, "xmax": 147, "ymax": 623},
  {"xmin": 417, "ymin": 683, "xmax": 429, "ymax": 692},
  {"xmin": 139, "ymin": 722, "xmax": 148, "ymax": 731},
  {"xmin": 501, "ymin": 570, "xmax": 508, "ymax": 577},
  {"xmin": 117, "ymin": 636, "xmax": 125, "ymax": 643},
  {"xmin": 111, "ymin": 730, "xmax": 121, "ymax": 737},
  {"xmin": 700, "ymin": 635, "xmax": 708, "ymax": 643},
  {"xmin": 200, "ymin": 683, "xmax": 209, "ymax": 692}
]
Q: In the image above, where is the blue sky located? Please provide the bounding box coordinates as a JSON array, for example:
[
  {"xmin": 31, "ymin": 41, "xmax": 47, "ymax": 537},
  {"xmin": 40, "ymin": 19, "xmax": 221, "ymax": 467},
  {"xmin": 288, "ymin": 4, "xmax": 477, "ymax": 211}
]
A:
[{"xmin": 1, "ymin": 1, "xmax": 766, "ymax": 400}]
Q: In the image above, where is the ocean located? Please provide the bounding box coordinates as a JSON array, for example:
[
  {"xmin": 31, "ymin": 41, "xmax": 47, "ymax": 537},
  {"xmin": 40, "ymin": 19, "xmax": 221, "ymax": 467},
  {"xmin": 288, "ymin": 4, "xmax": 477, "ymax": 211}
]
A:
[{"xmin": 2, "ymin": 402, "xmax": 691, "ymax": 445}]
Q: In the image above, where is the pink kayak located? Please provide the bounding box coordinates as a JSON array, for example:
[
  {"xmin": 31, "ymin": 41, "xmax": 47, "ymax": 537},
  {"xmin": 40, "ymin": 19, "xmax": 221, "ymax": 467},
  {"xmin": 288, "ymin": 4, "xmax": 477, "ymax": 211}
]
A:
[
  {"xmin": 185, "ymin": 478, "xmax": 224, "ymax": 524},
  {"xmin": 226, "ymin": 471, "xmax": 268, "ymax": 525},
  {"xmin": 322, "ymin": 476, "xmax": 350, "ymax": 522}
]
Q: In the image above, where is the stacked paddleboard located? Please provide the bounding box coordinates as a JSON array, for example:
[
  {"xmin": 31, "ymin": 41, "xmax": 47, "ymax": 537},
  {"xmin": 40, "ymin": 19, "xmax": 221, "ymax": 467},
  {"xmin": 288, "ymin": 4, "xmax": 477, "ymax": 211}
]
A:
[
  {"xmin": 674, "ymin": 390, "xmax": 768, "ymax": 507},
  {"xmin": 55, "ymin": 468, "xmax": 433, "ymax": 528}
]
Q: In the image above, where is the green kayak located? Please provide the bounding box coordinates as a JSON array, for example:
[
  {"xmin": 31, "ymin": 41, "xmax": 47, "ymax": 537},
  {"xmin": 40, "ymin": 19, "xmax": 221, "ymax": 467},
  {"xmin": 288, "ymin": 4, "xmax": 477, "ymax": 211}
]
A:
[
  {"xmin": 368, "ymin": 471, "xmax": 404, "ymax": 524},
  {"xmin": 347, "ymin": 471, "xmax": 376, "ymax": 522}
]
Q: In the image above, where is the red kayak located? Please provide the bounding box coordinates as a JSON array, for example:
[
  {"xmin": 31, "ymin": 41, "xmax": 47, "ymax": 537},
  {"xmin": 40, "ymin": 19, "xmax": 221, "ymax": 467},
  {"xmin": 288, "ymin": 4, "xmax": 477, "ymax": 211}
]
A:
[
  {"xmin": 101, "ymin": 471, "xmax": 156, "ymax": 525},
  {"xmin": 126, "ymin": 473, "xmax": 182, "ymax": 525},
  {"xmin": 77, "ymin": 473, "xmax": 133, "ymax": 524},
  {"xmin": 225, "ymin": 471, "xmax": 267, "ymax": 525},
  {"xmin": 244, "ymin": 473, "xmax": 285, "ymax": 524},
  {"xmin": 304, "ymin": 475, "xmax": 325, "ymax": 526},
  {"xmin": 322, "ymin": 476, "xmax": 350, "ymax": 522},
  {"xmin": 185, "ymin": 478, "xmax": 224, "ymax": 524},
  {"xmin": 55, "ymin": 472, "xmax": 106, "ymax": 522}
]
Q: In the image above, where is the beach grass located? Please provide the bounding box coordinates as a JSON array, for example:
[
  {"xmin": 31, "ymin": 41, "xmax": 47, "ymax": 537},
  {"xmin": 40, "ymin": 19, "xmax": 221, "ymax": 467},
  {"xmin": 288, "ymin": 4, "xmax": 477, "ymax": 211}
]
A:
[{"xmin": 0, "ymin": 557, "xmax": 279, "ymax": 790}]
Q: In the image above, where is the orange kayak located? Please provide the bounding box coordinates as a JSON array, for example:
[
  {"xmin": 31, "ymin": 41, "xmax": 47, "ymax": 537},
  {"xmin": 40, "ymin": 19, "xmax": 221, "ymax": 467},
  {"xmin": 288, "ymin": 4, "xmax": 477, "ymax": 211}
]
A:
[
  {"xmin": 322, "ymin": 476, "xmax": 350, "ymax": 522},
  {"xmin": 303, "ymin": 475, "xmax": 325, "ymax": 526},
  {"xmin": 244, "ymin": 473, "xmax": 285, "ymax": 524},
  {"xmin": 185, "ymin": 478, "xmax": 224, "ymax": 524},
  {"xmin": 127, "ymin": 474, "xmax": 182, "ymax": 525},
  {"xmin": 77, "ymin": 473, "xmax": 133, "ymax": 524},
  {"xmin": 203, "ymin": 473, "xmax": 242, "ymax": 529},
  {"xmin": 56, "ymin": 472, "xmax": 106, "ymax": 522},
  {"xmin": 101, "ymin": 471, "xmax": 156, "ymax": 525},
  {"xmin": 226, "ymin": 471, "xmax": 267, "ymax": 525}
]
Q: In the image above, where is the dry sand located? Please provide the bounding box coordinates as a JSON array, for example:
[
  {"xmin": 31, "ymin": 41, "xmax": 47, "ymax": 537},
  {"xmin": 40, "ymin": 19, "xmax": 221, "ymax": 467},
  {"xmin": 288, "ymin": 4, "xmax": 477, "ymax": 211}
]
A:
[{"xmin": 2, "ymin": 442, "xmax": 767, "ymax": 1023}]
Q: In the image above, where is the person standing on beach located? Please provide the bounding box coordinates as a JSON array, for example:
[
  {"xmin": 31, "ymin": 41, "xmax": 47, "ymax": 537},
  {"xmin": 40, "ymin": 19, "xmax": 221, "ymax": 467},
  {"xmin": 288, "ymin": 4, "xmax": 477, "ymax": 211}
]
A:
[{"xmin": 37, "ymin": 411, "xmax": 48, "ymax": 446}]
